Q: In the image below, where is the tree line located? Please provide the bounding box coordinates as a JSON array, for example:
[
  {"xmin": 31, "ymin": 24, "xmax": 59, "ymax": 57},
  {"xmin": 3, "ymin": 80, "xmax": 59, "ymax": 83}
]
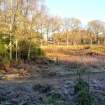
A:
[
  {"xmin": 0, "ymin": 0, "xmax": 105, "ymax": 60},
  {"xmin": 0, "ymin": 0, "xmax": 45, "ymax": 61},
  {"xmin": 51, "ymin": 19, "xmax": 105, "ymax": 46}
]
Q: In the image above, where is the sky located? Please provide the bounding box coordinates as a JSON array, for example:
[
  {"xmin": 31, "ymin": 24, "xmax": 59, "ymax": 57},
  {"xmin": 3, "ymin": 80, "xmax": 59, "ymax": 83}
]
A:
[{"xmin": 46, "ymin": 0, "xmax": 105, "ymax": 25}]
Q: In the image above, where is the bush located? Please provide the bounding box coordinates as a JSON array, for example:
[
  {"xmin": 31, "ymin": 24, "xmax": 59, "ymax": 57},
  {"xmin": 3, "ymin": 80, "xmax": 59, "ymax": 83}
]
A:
[
  {"xmin": 18, "ymin": 40, "xmax": 44, "ymax": 60},
  {"xmin": 0, "ymin": 44, "xmax": 7, "ymax": 57},
  {"xmin": 74, "ymin": 79, "xmax": 92, "ymax": 105},
  {"xmin": 74, "ymin": 79, "xmax": 89, "ymax": 94},
  {"xmin": 76, "ymin": 91, "xmax": 92, "ymax": 105},
  {"xmin": 44, "ymin": 95, "xmax": 64, "ymax": 105},
  {"xmin": 2, "ymin": 58, "xmax": 10, "ymax": 67}
]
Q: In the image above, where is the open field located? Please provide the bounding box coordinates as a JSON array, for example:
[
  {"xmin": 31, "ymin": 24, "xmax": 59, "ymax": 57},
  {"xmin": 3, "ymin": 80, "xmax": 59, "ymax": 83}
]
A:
[
  {"xmin": 0, "ymin": 45, "xmax": 105, "ymax": 104},
  {"xmin": 42, "ymin": 45, "xmax": 105, "ymax": 72},
  {"xmin": 1, "ymin": 0, "xmax": 105, "ymax": 104}
]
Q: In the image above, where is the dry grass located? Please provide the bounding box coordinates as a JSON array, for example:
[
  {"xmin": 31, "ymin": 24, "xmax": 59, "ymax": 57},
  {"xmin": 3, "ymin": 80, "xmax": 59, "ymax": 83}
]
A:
[
  {"xmin": 42, "ymin": 45, "xmax": 105, "ymax": 56},
  {"xmin": 41, "ymin": 45, "xmax": 105, "ymax": 72}
]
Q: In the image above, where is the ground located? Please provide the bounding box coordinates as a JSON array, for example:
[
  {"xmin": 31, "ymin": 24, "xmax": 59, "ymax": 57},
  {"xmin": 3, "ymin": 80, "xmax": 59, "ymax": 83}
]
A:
[{"xmin": 0, "ymin": 45, "xmax": 105, "ymax": 105}]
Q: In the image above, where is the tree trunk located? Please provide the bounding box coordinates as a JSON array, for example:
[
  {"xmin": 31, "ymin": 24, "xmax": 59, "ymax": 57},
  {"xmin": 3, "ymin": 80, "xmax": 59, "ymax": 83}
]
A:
[
  {"xmin": 96, "ymin": 34, "xmax": 99, "ymax": 45},
  {"xmin": 9, "ymin": 24, "xmax": 12, "ymax": 61},
  {"xmin": 90, "ymin": 39, "xmax": 93, "ymax": 46},
  {"xmin": 28, "ymin": 40, "xmax": 31, "ymax": 60},
  {"xmin": 66, "ymin": 33, "xmax": 69, "ymax": 47},
  {"xmin": 9, "ymin": 41, "xmax": 12, "ymax": 61},
  {"xmin": 15, "ymin": 40, "xmax": 18, "ymax": 61}
]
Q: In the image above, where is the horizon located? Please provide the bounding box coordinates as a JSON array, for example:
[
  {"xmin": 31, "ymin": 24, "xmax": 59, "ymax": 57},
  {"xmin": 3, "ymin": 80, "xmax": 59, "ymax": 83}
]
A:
[{"xmin": 46, "ymin": 0, "xmax": 105, "ymax": 25}]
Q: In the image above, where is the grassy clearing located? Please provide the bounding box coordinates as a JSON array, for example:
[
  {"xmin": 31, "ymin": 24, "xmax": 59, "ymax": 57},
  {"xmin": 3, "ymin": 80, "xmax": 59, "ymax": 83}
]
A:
[{"xmin": 42, "ymin": 45, "xmax": 105, "ymax": 56}]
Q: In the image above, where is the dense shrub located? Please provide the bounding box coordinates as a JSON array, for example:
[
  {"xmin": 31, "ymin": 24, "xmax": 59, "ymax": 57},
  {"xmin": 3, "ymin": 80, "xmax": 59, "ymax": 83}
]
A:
[
  {"xmin": 44, "ymin": 94, "xmax": 64, "ymax": 105},
  {"xmin": 74, "ymin": 79, "xmax": 92, "ymax": 105},
  {"xmin": 2, "ymin": 58, "xmax": 10, "ymax": 67},
  {"xmin": 74, "ymin": 79, "xmax": 89, "ymax": 94},
  {"xmin": 0, "ymin": 44, "xmax": 6, "ymax": 57},
  {"xmin": 18, "ymin": 40, "xmax": 44, "ymax": 60}
]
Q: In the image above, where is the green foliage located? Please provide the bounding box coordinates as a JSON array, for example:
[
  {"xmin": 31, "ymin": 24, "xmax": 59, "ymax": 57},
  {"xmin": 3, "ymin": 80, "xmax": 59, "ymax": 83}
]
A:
[
  {"xmin": 2, "ymin": 58, "xmax": 10, "ymax": 66},
  {"xmin": 74, "ymin": 79, "xmax": 89, "ymax": 94},
  {"xmin": 76, "ymin": 91, "xmax": 92, "ymax": 105},
  {"xmin": 44, "ymin": 95, "xmax": 63, "ymax": 105},
  {"xmin": 0, "ymin": 44, "xmax": 6, "ymax": 55},
  {"xmin": 0, "ymin": 34, "xmax": 10, "ymax": 44},
  {"xmin": 74, "ymin": 79, "xmax": 92, "ymax": 105},
  {"xmin": 18, "ymin": 40, "xmax": 44, "ymax": 60},
  {"xmin": 30, "ymin": 44, "xmax": 44, "ymax": 57}
]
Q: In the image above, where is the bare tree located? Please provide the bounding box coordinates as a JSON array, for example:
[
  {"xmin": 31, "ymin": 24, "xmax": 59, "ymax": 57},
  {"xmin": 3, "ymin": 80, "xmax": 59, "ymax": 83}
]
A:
[
  {"xmin": 88, "ymin": 20, "xmax": 105, "ymax": 44},
  {"xmin": 63, "ymin": 18, "xmax": 81, "ymax": 46}
]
